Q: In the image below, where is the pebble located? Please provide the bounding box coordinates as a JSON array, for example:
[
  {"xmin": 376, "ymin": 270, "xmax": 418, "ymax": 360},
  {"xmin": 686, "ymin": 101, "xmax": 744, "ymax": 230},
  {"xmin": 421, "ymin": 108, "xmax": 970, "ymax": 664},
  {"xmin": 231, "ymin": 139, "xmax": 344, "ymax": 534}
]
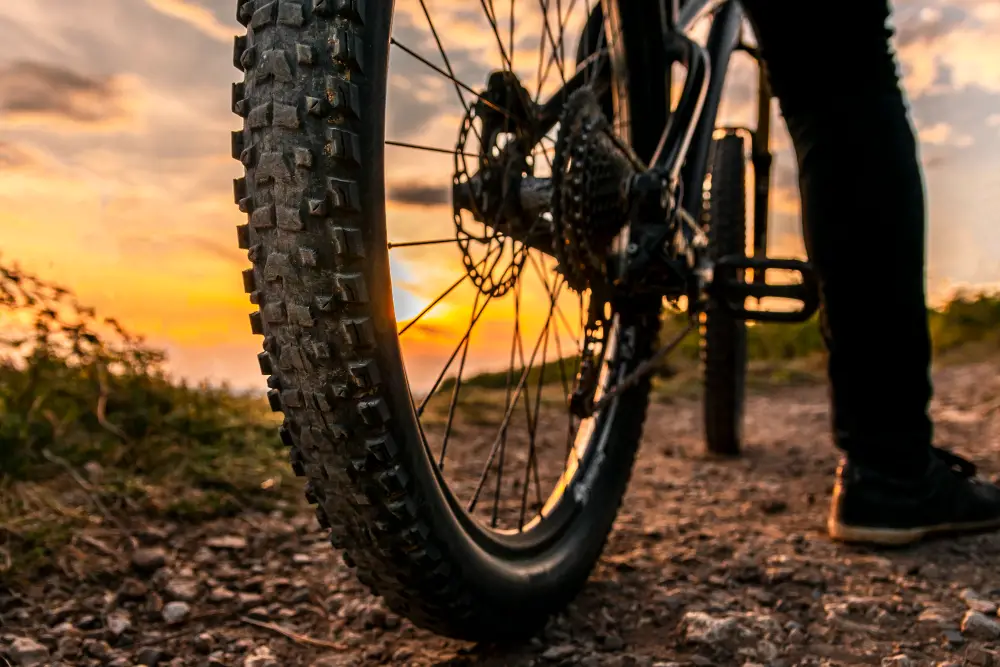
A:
[
  {"xmin": 967, "ymin": 598, "xmax": 999, "ymax": 615},
  {"xmin": 961, "ymin": 610, "xmax": 1000, "ymax": 640},
  {"xmin": 83, "ymin": 638, "xmax": 112, "ymax": 660},
  {"xmin": 136, "ymin": 647, "xmax": 166, "ymax": 666},
  {"xmin": 882, "ymin": 656, "xmax": 913, "ymax": 667},
  {"xmin": 106, "ymin": 610, "xmax": 132, "ymax": 637},
  {"xmin": 542, "ymin": 645, "xmax": 577, "ymax": 661},
  {"xmin": 8, "ymin": 637, "xmax": 50, "ymax": 666},
  {"xmin": 194, "ymin": 633, "xmax": 216, "ymax": 654},
  {"xmin": 209, "ymin": 586, "xmax": 237, "ymax": 602},
  {"xmin": 602, "ymin": 634, "xmax": 625, "ymax": 651},
  {"xmin": 162, "ymin": 601, "xmax": 191, "ymax": 625},
  {"xmin": 682, "ymin": 611, "xmax": 742, "ymax": 645},
  {"xmin": 206, "ymin": 535, "xmax": 248, "ymax": 550},
  {"xmin": 131, "ymin": 548, "xmax": 168, "ymax": 573},
  {"xmin": 164, "ymin": 578, "xmax": 199, "ymax": 602},
  {"xmin": 244, "ymin": 645, "xmax": 279, "ymax": 667},
  {"xmin": 117, "ymin": 578, "xmax": 149, "ymax": 601}
]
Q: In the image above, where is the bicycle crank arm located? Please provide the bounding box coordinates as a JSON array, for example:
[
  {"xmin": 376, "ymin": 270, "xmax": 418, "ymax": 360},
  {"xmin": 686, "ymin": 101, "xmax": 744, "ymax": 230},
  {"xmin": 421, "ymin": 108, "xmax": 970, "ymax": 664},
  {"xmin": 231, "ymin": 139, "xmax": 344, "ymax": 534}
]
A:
[{"xmin": 710, "ymin": 255, "xmax": 820, "ymax": 323}]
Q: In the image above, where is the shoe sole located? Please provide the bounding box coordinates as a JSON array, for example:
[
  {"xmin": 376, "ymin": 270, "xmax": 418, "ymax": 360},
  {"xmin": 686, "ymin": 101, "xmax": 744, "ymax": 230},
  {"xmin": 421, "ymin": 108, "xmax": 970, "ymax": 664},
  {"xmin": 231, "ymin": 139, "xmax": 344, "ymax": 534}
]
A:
[{"xmin": 828, "ymin": 516, "xmax": 1000, "ymax": 546}]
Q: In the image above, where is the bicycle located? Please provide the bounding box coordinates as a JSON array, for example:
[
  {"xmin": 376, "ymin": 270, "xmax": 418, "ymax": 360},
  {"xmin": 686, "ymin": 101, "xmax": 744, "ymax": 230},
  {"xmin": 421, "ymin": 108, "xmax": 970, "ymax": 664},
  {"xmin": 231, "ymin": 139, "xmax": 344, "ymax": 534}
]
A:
[{"xmin": 231, "ymin": 0, "xmax": 819, "ymax": 640}]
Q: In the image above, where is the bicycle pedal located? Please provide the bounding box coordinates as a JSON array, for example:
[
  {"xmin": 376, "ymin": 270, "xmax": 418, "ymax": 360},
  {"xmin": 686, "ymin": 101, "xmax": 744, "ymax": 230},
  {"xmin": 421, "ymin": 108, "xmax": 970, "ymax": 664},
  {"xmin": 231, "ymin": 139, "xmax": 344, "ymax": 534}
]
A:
[{"xmin": 711, "ymin": 255, "xmax": 819, "ymax": 323}]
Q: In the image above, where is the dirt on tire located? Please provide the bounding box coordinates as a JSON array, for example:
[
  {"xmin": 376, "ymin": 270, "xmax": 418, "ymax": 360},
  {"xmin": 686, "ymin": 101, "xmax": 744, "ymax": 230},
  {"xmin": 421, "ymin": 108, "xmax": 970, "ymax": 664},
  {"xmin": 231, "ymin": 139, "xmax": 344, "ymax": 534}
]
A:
[{"xmin": 3, "ymin": 360, "xmax": 1000, "ymax": 667}]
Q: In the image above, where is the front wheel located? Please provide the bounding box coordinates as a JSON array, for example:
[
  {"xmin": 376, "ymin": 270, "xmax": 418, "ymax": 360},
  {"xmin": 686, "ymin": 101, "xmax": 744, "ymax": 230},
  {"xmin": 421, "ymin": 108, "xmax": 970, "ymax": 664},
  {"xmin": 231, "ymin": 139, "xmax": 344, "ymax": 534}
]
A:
[{"xmin": 232, "ymin": 0, "xmax": 660, "ymax": 640}]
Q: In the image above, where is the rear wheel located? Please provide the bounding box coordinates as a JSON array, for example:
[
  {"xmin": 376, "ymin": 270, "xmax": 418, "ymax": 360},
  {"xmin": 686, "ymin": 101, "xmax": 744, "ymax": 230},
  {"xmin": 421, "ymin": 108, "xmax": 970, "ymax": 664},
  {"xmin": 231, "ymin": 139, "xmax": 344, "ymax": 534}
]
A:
[
  {"xmin": 701, "ymin": 132, "xmax": 749, "ymax": 457},
  {"xmin": 232, "ymin": 0, "xmax": 659, "ymax": 640}
]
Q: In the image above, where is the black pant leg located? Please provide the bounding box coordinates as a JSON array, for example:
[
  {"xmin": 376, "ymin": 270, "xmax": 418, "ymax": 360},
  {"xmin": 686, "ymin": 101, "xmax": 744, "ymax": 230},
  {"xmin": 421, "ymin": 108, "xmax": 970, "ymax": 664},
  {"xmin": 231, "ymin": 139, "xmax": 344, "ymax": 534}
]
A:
[{"xmin": 737, "ymin": 0, "xmax": 934, "ymax": 473}]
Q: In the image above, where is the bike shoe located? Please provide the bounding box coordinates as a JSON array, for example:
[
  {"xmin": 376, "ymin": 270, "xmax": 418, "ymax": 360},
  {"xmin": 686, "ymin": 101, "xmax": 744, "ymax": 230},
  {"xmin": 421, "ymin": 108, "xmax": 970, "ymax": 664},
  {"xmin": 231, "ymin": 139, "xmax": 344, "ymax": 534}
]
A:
[{"xmin": 828, "ymin": 446, "xmax": 1000, "ymax": 545}]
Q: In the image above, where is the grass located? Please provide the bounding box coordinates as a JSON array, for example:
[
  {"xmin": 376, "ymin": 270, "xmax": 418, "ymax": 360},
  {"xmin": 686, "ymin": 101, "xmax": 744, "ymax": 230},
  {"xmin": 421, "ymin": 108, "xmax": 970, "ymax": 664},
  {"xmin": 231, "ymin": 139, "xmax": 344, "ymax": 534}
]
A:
[{"xmin": 0, "ymin": 260, "xmax": 291, "ymax": 583}]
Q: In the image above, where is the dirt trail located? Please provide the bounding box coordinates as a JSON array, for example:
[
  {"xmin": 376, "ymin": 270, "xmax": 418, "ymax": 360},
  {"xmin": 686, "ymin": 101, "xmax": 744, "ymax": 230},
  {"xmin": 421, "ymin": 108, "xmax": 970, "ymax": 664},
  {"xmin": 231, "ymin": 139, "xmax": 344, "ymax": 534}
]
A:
[{"xmin": 3, "ymin": 362, "xmax": 1000, "ymax": 667}]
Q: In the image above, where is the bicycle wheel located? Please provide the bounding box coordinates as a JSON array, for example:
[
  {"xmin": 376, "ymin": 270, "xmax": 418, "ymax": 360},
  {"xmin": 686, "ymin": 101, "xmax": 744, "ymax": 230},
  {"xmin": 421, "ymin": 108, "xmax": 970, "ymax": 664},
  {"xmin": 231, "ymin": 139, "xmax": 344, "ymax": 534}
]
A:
[
  {"xmin": 701, "ymin": 132, "xmax": 749, "ymax": 456},
  {"xmin": 231, "ymin": 0, "xmax": 660, "ymax": 640}
]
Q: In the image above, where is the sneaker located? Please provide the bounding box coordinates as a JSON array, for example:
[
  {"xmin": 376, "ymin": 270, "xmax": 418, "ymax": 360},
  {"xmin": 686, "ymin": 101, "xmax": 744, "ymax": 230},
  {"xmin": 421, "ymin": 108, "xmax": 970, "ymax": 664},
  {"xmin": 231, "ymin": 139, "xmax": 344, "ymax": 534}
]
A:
[{"xmin": 828, "ymin": 446, "xmax": 1000, "ymax": 545}]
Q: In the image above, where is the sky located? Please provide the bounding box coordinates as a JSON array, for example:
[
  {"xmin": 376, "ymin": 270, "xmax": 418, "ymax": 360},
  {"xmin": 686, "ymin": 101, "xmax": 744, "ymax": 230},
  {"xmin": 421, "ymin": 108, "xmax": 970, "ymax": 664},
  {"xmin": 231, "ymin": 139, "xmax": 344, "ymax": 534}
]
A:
[{"xmin": 0, "ymin": 0, "xmax": 999, "ymax": 390}]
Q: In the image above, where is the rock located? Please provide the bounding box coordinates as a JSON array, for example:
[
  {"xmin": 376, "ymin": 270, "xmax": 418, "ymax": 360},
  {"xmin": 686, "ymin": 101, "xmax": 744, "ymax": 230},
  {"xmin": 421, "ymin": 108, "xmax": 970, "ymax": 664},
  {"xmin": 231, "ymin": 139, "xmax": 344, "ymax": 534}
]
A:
[
  {"xmin": 131, "ymin": 547, "xmax": 168, "ymax": 573},
  {"xmin": 965, "ymin": 646, "xmax": 1000, "ymax": 667},
  {"xmin": 106, "ymin": 610, "xmax": 132, "ymax": 637},
  {"xmin": 162, "ymin": 601, "xmax": 191, "ymax": 625},
  {"xmin": 602, "ymin": 634, "xmax": 625, "ymax": 651},
  {"xmin": 238, "ymin": 592, "xmax": 265, "ymax": 608},
  {"xmin": 56, "ymin": 635, "xmax": 81, "ymax": 658},
  {"xmin": 961, "ymin": 610, "xmax": 1000, "ymax": 640},
  {"xmin": 8, "ymin": 637, "xmax": 50, "ymax": 666},
  {"xmin": 960, "ymin": 588, "xmax": 984, "ymax": 602},
  {"xmin": 392, "ymin": 647, "xmax": 414, "ymax": 663},
  {"xmin": 136, "ymin": 647, "xmax": 166, "ymax": 666},
  {"xmin": 206, "ymin": 535, "xmax": 248, "ymax": 550},
  {"xmin": 209, "ymin": 587, "xmax": 236, "ymax": 602},
  {"xmin": 194, "ymin": 633, "xmax": 215, "ymax": 654},
  {"xmin": 108, "ymin": 657, "xmax": 131, "ymax": 667},
  {"xmin": 164, "ymin": 578, "xmax": 199, "ymax": 602},
  {"xmin": 944, "ymin": 629, "xmax": 965, "ymax": 646},
  {"xmin": 541, "ymin": 645, "xmax": 577, "ymax": 661},
  {"xmin": 75, "ymin": 614, "xmax": 101, "ymax": 630},
  {"xmin": 82, "ymin": 638, "xmax": 112, "ymax": 660},
  {"xmin": 882, "ymin": 656, "xmax": 913, "ymax": 667},
  {"xmin": 916, "ymin": 608, "xmax": 952, "ymax": 627},
  {"xmin": 247, "ymin": 606, "xmax": 270, "ymax": 621},
  {"xmin": 244, "ymin": 645, "xmax": 279, "ymax": 667},
  {"xmin": 967, "ymin": 598, "xmax": 999, "ymax": 615},
  {"xmin": 117, "ymin": 578, "xmax": 149, "ymax": 601},
  {"xmin": 756, "ymin": 639, "xmax": 778, "ymax": 662},
  {"xmin": 681, "ymin": 611, "xmax": 743, "ymax": 645}
]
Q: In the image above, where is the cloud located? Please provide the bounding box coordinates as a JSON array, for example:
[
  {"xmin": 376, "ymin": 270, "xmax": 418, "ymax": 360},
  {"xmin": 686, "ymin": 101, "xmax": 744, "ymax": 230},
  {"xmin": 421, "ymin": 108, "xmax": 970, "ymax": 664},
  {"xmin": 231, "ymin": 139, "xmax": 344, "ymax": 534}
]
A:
[
  {"xmin": 389, "ymin": 182, "xmax": 451, "ymax": 206},
  {"xmin": 0, "ymin": 141, "xmax": 37, "ymax": 170},
  {"xmin": 0, "ymin": 61, "xmax": 134, "ymax": 128},
  {"xmin": 144, "ymin": 0, "xmax": 234, "ymax": 42},
  {"xmin": 894, "ymin": 4, "xmax": 976, "ymax": 48},
  {"xmin": 918, "ymin": 121, "xmax": 974, "ymax": 146}
]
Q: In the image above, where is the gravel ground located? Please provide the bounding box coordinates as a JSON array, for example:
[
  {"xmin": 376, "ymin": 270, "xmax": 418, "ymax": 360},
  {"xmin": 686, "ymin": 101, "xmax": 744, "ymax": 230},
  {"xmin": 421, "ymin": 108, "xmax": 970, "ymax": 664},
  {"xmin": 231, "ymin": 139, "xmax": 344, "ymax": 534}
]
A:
[{"xmin": 3, "ymin": 361, "xmax": 1000, "ymax": 666}]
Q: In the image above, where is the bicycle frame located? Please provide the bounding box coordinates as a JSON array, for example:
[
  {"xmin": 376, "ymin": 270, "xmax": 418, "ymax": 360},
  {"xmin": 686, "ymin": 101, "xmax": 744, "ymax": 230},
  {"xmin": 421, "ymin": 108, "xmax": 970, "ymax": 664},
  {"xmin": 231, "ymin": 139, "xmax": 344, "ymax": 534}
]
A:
[{"xmin": 534, "ymin": 0, "xmax": 752, "ymax": 240}]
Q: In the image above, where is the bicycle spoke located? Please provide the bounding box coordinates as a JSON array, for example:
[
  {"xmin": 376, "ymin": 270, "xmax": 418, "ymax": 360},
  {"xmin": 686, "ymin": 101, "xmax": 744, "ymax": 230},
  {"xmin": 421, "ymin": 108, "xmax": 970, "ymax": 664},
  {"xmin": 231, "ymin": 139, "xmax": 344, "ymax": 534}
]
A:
[
  {"xmin": 527, "ymin": 253, "xmax": 581, "ymax": 355},
  {"xmin": 390, "ymin": 237, "xmax": 493, "ymax": 249},
  {"xmin": 416, "ymin": 242, "xmax": 513, "ymax": 414},
  {"xmin": 468, "ymin": 276, "xmax": 565, "ymax": 513},
  {"xmin": 479, "ymin": 0, "xmax": 513, "ymax": 71},
  {"xmin": 491, "ymin": 279, "xmax": 522, "ymax": 527},
  {"xmin": 438, "ymin": 289, "xmax": 482, "ymax": 469},
  {"xmin": 417, "ymin": 291, "xmax": 495, "ymax": 417},
  {"xmin": 519, "ymin": 311, "xmax": 551, "ymax": 528},
  {"xmin": 386, "ymin": 139, "xmax": 477, "ymax": 158},
  {"xmin": 509, "ymin": 0, "xmax": 516, "ymax": 72}
]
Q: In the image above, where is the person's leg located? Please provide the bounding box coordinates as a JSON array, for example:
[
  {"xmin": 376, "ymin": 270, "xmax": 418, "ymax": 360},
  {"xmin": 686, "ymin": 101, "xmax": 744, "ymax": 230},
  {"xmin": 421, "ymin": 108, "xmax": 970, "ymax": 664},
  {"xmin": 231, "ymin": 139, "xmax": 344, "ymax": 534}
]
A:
[
  {"xmin": 738, "ymin": 0, "xmax": 933, "ymax": 474},
  {"xmin": 737, "ymin": 0, "xmax": 1000, "ymax": 544}
]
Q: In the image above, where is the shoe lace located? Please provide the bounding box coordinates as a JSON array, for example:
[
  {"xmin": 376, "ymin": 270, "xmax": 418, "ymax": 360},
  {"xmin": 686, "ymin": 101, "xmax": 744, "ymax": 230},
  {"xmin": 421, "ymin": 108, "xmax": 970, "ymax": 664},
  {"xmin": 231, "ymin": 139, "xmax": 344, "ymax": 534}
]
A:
[{"xmin": 931, "ymin": 446, "xmax": 977, "ymax": 478}]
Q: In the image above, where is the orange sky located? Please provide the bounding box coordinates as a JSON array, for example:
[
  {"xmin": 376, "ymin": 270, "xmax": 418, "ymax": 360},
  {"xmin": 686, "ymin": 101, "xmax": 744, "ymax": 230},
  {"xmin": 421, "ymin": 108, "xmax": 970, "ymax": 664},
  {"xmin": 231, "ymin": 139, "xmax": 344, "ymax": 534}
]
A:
[{"xmin": 2, "ymin": 0, "xmax": 1000, "ymax": 390}]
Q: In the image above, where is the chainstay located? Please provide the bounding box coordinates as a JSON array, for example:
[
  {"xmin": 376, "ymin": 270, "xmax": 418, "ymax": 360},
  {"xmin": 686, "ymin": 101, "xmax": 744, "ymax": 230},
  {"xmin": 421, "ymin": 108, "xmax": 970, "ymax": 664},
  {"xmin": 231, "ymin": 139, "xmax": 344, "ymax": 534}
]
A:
[{"xmin": 583, "ymin": 321, "xmax": 696, "ymax": 418}]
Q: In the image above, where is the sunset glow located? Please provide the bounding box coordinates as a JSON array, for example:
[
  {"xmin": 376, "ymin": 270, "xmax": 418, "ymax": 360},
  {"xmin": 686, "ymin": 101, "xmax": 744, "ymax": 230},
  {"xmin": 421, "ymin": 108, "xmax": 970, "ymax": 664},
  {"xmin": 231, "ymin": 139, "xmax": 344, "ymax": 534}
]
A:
[{"xmin": 2, "ymin": 0, "xmax": 999, "ymax": 389}]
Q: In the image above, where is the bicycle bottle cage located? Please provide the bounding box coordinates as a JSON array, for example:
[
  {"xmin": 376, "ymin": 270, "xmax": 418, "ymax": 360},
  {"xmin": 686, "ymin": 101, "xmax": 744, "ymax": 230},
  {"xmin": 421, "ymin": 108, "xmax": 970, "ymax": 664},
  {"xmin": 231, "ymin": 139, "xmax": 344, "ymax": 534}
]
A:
[{"xmin": 711, "ymin": 255, "xmax": 820, "ymax": 323}]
